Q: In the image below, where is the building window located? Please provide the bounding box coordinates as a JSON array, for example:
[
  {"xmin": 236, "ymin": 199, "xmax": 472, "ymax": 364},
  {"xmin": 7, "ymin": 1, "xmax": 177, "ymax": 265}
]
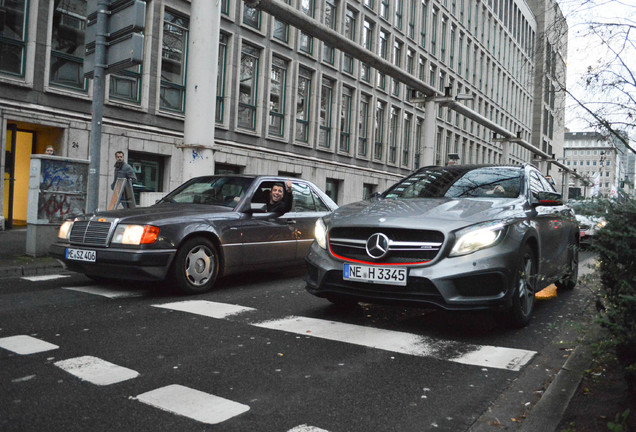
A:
[
  {"xmin": 414, "ymin": 118, "xmax": 423, "ymax": 169},
  {"xmin": 402, "ymin": 113, "xmax": 411, "ymax": 166},
  {"xmin": 420, "ymin": 0, "xmax": 428, "ymax": 48},
  {"xmin": 50, "ymin": 0, "xmax": 87, "ymax": 90},
  {"xmin": 363, "ymin": 183, "xmax": 377, "ymax": 200},
  {"xmin": 430, "ymin": 7, "xmax": 438, "ymax": 56},
  {"xmin": 392, "ymin": 40, "xmax": 402, "ymax": 96},
  {"xmin": 319, "ymin": 77, "xmax": 334, "ymax": 148},
  {"xmin": 358, "ymin": 93, "xmax": 370, "ymax": 157},
  {"xmin": 395, "ymin": 0, "xmax": 403, "ymax": 30},
  {"xmin": 128, "ymin": 151, "xmax": 165, "ymax": 204},
  {"xmin": 388, "ymin": 107, "xmax": 399, "ymax": 164},
  {"xmin": 380, "ymin": 0, "xmax": 390, "ymax": 20},
  {"xmin": 361, "ymin": 19, "xmax": 373, "ymax": 82},
  {"xmin": 440, "ymin": 15, "xmax": 447, "ymax": 62},
  {"xmin": 160, "ymin": 10, "xmax": 189, "ymax": 112},
  {"xmin": 340, "ymin": 86, "xmax": 353, "ymax": 153},
  {"xmin": 243, "ymin": 4, "xmax": 261, "ymax": 29},
  {"xmin": 110, "ymin": 65, "xmax": 142, "ymax": 103},
  {"xmin": 325, "ymin": 178, "xmax": 341, "ymax": 204},
  {"xmin": 323, "ymin": 0, "xmax": 337, "ymax": 64},
  {"xmin": 238, "ymin": 43, "xmax": 260, "ymax": 130},
  {"xmin": 273, "ymin": 0, "xmax": 290, "ymax": 42},
  {"xmin": 374, "ymin": 101, "xmax": 386, "ymax": 160},
  {"xmin": 216, "ymin": 33, "xmax": 228, "ymax": 123},
  {"xmin": 0, "ymin": 0, "xmax": 27, "ymax": 76},
  {"xmin": 408, "ymin": 0, "xmax": 416, "ymax": 39},
  {"xmin": 343, "ymin": 8, "xmax": 357, "ymax": 74},
  {"xmin": 299, "ymin": 0, "xmax": 314, "ymax": 54},
  {"xmin": 296, "ymin": 67, "xmax": 312, "ymax": 142},
  {"xmin": 269, "ymin": 56, "xmax": 287, "ymax": 137}
]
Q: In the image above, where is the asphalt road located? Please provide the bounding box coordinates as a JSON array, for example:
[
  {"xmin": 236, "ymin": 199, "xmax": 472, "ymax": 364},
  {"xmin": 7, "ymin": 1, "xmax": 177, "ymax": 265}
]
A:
[{"xmin": 0, "ymin": 251, "xmax": 596, "ymax": 432}]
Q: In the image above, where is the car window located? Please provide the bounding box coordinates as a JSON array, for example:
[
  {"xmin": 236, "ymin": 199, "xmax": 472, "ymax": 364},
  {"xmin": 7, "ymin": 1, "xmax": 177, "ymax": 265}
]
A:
[
  {"xmin": 385, "ymin": 167, "xmax": 521, "ymax": 199},
  {"xmin": 312, "ymin": 189, "xmax": 330, "ymax": 211},
  {"xmin": 529, "ymin": 172, "xmax": 546, "ymax": 194},
  {"xmin": 291, "ymin": 183, "xmax": 316, "ymax": 212},
  {"xmin": 161, "ymin": 176, "xmax": 252, "ymax": 208}
]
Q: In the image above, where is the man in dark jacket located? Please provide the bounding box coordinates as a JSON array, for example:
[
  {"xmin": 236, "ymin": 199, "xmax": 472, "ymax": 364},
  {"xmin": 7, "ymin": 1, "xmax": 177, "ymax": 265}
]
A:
[
  {"xmin": 111, "ymin": 151, "xmax": 137, "ymax": 207},
  {"xmin": 266, "ymin": 179, "xmax": 293, "ymax": 214}
]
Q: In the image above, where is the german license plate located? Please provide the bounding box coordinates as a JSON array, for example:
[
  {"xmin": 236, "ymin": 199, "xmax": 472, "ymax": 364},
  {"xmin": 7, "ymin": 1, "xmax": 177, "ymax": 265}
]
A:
[
  {"xmin": 66, "ymin": 248, "xmax": 96, "ymax": 262},
  {"xmin": 343, "ymin": 264, "xmax": 407, "ymax": 286}
]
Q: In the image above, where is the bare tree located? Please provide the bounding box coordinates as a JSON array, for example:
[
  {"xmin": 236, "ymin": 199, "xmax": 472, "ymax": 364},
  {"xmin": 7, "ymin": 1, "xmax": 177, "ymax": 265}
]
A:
[{"xmin": 562, "ymin": 0, "xmax": 636, "ymax": 150}]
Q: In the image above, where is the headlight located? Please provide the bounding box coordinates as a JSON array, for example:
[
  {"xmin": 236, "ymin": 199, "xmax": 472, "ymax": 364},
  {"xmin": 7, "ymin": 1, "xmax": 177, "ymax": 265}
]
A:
[
  {"xmin": 449, "ymin": 221, "xmax": 506, "ymax": 257},
  {"xmin": 58, "ymin": 220, "xmax": 73, "ymax": 240},
  {"xmin": 596, "ymin": 220, "xmax": 607, "ymax": 229},
  {"xmin": 112, "ymin": 224, "xmax": 160, "ymax": 245},
  {"xmin": 315, "ymin": 218, "xmax": 328, "ymax": 249}
]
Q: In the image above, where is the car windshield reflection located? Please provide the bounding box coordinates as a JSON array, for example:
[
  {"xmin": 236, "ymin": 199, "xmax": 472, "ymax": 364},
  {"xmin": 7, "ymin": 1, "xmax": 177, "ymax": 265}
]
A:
[
  {"xmin": 385, "ymin": 166, "xmax": 522, "ymax": 199},
  {"xmin": 158, "ymin": 176, "xmax": 254, "ymax": 208}
]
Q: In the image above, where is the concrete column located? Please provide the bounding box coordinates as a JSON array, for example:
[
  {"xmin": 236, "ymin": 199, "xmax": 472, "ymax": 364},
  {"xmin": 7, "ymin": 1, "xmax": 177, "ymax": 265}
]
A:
[
  {"xmin": 422, "ymin": 100, "xmax": 437, "ymax": 166},
  {"xmin": 182, "ymin": 0, "xmax": 221, "ymax": 180},
  {"xmin": 501, "ymin": 141, "xmax": 510, "ymax": 164}
]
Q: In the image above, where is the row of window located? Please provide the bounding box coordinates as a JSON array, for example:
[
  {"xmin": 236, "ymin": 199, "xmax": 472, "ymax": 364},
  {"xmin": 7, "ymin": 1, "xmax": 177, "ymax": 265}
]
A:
[{"xmin": 566, "ymin": 160, "xmax": 612, "ymax": 167}]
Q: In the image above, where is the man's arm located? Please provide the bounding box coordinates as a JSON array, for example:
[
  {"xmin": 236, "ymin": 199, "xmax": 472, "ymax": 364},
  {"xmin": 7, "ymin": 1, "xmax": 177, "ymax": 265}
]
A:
[{"xmin": 282, "ymin": 180, "xmax": 293, "ymax": 213}]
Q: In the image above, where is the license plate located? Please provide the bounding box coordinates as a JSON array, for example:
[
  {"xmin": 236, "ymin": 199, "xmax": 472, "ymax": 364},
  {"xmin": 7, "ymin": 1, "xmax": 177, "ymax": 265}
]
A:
[
  {"xmin": 343, "ymin": 264, "xmax": 407, "ymax": 286},
  {"xmin": 66, "ymin": 248, "xmax": 96, "ymax": 262}
]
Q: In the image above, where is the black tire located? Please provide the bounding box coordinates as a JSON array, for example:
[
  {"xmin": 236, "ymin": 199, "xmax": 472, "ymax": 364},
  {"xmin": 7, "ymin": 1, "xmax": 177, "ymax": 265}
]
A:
[
  {"xmin": 555, "ymin": 242, "xmax": 579, "ymax": 290},
  {"xmin": 172, "ymin": 237, "xmax": 220, "ymax": 294},
  {"xmin": 507, "ymin": 244, "xmax": 537, "ymax": 328}
]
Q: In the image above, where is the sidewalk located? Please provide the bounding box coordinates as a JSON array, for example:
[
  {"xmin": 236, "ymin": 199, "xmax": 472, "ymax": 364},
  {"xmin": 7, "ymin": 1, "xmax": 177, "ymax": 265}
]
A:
[
  {"xmin": 0, "ymin": 227, "xmax": 599, "ymax": 432},
  {"xmin": 0, "ymin": 228, "xmax": 63, "ymax": 278}
]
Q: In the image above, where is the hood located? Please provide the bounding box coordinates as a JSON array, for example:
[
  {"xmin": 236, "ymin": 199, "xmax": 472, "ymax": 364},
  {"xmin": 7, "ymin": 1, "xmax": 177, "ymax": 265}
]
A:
[
  {"xmin": 80, "ymin": 203, "xmax": 234, "ymax": 225},
  {"xmin": 329, "ymin": 197, "xmax": 520, "ymax": 232}
]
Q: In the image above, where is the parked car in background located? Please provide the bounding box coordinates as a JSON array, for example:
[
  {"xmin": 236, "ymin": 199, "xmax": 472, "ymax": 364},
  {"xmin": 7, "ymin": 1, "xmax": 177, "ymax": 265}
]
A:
[
  {"xmin": 568, "ymin": 200, "xmax": 607, "ymax": 245},
  {"xmin": 305, "ymin": 164, "xmax": 580, "ymax": 327},
  {"xmin": 51, "ymin": 175, "xmax": 337, "ymax": 294}
]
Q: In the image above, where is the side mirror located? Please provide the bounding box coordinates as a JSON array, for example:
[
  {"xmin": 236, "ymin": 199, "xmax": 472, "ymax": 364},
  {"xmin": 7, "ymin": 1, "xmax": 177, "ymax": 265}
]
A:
[
  {"xmin": 245, "ymin": 202, "xmax": 268, "ymax": 214},
  {"xmin": 533, "ymin": 191, "xmax": 563, "ymax": 207}
]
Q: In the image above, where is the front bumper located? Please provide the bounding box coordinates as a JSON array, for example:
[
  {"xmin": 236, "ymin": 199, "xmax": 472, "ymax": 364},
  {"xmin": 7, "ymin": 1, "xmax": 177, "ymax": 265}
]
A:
[
  {"xmin": 49, "ymin": 243, "xmax": 176, "ymax": 281},
  {"xmin": 304, "ymin": 238, "xmax": 522, "ymax": 312}
]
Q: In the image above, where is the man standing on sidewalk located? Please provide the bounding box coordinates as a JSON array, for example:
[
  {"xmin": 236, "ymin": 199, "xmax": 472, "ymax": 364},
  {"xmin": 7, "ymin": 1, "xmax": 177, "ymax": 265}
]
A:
[{"xmin": 110, "ymin": 151, "xmax": 137, "ymax": 208}]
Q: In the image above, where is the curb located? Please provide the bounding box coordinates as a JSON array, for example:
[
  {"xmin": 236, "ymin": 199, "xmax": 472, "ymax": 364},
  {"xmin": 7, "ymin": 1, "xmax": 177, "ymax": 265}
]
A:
[
  {"xmin": 518, "ymin": 339, "xmax": 595, "ymax": 432},
  {"xmin": 0, "ymin": 263, "xmax": 64, "ymax": 279}
]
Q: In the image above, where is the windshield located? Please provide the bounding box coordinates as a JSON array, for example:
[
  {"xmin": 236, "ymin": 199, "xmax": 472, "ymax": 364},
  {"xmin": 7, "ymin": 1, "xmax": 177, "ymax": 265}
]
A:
[
  {"xmin": 158, "ymin": 176, "xmax": 254, "ymax": 208},
  {"xmin": 385, "ymin": 166, "xmax": 522, "ymax": 199}
]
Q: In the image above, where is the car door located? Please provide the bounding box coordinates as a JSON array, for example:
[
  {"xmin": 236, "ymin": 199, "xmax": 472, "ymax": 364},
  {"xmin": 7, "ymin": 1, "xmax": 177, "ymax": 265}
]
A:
[
  {"xmin": 240, "ymin": 180, "xmax": 296, "ymax": 268},
  {"xmin": 287, "ymin": 182, "xmax": 334, "ymax": 261},
  {"xmin": 529, "ymin": 171, "xmax": 570, "ymax": 277}
]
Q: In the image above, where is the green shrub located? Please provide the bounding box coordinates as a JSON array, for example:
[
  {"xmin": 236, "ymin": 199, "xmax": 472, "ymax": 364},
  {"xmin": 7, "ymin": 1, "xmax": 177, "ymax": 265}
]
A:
[{"xmin": 589, "ymin": 197, "xmax": 636, "ymax": 391}]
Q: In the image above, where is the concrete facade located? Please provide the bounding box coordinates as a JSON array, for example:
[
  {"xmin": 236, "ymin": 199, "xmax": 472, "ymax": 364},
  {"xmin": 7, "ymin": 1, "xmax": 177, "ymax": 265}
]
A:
[{"xmin": 1, "ymin": 0, "xmax": 567, "ymax": 230}]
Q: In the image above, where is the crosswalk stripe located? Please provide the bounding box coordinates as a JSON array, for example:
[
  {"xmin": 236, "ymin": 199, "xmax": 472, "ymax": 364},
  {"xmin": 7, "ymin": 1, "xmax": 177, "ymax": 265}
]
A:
[
  {"xmin": 253, "ymin": 316, "xmax": 535, "ymax": 371},
  {"xmin": 0, "ymin": 335, "xmax": 59, "ymax": 355},
  {"xmin": 152, "ymin": 300, "xmax": 255, "ymax": 319},
  {"xmin": 62, "ymin": 286, "xmax": 148, "ymax": 298},
  {"xmin": 288, "ymin": 425, "xmax": 330, "ymax": 432},
  {"xmin": 155, "ymin": 301, "xmax": 536, "ymax": 371},
  {"xmin": 135, "ymin": 384, "xmax": 250, "ymax": 425},
  {"xmin": 22, "ymin": 274, "xmax": 70, "ymax": 282},
  {"xmin": 54, "ymin": 356, "xmax": 140, "ymax": 385}
]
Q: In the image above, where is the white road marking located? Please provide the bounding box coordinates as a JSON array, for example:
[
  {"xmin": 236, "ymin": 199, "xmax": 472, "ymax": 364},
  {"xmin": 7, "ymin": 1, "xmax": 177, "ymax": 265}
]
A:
[
  {"xmin": 154, "ymin": 301, "xmax": 536, "ymax": 372},
  {"xmin": 152, "ymin": 300, "xmax": 256, "ymax": 319},
  {"xmin": 135, "ymin": 384, "xmax": 250, "ymax": 425},
  {"xmin": 54, "ymin": 356, "xmax": 139, "ymax": 385},
  {"xmin": 22, "ymin": 274, "xmax": 70, "ymax": 282},
  {"xmin": 63, "ymin": 286, "xmax": 148, "ymax": 298},
  {"xmin": 254, "ymin": 316, "xmax": 535, "ymax": 371},
  {"xmin": 0, "ymin": 335, "xmax": 59, "ymax": 355},
  {"xmin": 288, "ymin": 425, "xmax": 330, "ymax": 432}
]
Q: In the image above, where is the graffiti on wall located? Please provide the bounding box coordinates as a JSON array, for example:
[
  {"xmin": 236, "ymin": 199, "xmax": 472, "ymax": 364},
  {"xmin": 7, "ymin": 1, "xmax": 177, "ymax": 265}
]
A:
[{"xmin": 37, "ymin": 159, "xmax": 88, "ymax": 222}]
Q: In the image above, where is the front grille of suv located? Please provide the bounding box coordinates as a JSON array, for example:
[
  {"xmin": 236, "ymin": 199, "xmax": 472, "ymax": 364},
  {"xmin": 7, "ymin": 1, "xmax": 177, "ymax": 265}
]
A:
[
  {"xmin": 69, "ymin": 221, "xmax": 113, "ymax": 246},
  {"xmin": 328, "ymin": 227, "xmax": 444, "ymax": 264}
]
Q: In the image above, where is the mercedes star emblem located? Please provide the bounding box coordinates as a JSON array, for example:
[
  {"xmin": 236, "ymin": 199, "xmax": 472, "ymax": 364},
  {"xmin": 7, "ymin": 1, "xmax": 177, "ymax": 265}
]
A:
[{"xmin": 366, "ymin": 233, "xmax": 390, "ymax": 259}]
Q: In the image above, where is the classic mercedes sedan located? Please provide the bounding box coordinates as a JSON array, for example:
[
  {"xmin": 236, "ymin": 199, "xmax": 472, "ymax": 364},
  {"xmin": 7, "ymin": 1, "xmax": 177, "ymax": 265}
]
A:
[
  {"xmin": 305, "ymin": 164, "xmax": 579, "ymax": 327},
  {"xmin": 50, "ymin": 175, "xmax": 337, "ymax": 294}
]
